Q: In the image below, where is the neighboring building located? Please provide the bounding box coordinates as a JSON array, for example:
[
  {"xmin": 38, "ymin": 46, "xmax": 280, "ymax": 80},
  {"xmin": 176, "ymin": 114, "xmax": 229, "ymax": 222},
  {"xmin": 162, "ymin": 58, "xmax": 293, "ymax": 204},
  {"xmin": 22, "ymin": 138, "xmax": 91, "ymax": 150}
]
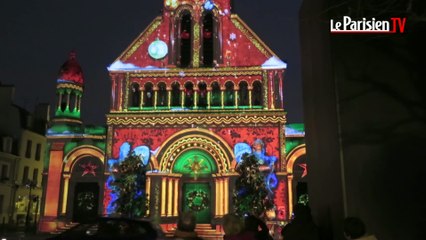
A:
[
  {"xmin": 39, "ymin": 52, "xmax": 106, "ymax": 232},
  {"xmin": 0, "ymin": 83, "xmax": 49, "ymax": 226}
]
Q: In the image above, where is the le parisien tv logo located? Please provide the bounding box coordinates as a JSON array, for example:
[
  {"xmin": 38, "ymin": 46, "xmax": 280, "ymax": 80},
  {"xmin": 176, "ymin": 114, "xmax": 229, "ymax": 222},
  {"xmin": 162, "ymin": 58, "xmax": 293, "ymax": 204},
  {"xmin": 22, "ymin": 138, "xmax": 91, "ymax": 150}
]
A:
[{"xmin": 330, "ymin": 16, "xmax": 406, "ymax": 34}]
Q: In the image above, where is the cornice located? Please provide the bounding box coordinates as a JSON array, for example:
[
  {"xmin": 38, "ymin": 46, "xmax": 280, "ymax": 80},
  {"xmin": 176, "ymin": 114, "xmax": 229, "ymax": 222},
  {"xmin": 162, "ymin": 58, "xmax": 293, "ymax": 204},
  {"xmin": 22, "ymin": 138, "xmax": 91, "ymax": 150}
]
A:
[{"xmin": 107, "ymin": 111, "xmax": 286, "ymax": 126}]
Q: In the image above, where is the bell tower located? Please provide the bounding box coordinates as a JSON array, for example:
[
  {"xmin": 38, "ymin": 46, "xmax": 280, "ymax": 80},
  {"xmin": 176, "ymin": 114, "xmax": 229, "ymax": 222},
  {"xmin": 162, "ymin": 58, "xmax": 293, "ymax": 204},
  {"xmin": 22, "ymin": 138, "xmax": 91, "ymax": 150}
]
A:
[
  {"xmin": 40, "ymin": 51, "xmax": 106, "ymax": 233},
  {"xmin": 53, "ymin": 51, "xmax": 84, "ymax": 125},
  {"xmin": 164, "ymin": 0, "xmax": 228, "ymax": 67}
]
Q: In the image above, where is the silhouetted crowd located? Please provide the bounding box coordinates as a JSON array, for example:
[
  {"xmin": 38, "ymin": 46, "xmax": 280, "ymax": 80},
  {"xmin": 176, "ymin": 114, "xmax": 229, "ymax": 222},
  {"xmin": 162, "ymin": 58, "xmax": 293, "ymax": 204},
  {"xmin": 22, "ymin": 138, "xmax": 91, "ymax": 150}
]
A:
[{"xmin": 167, "ymin": 204, "xmax": 377, "ymax": 240}]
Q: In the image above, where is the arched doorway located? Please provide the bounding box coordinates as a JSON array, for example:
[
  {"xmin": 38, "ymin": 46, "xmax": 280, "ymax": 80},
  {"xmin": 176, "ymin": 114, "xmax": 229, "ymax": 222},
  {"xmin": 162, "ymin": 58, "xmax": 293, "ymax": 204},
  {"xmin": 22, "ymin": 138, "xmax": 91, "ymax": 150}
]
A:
[
  {"xmin": 69, "ymin": 156, "xmax": 103, "ymax": 223},
  {"xmin": 286, "ymin": 144, "xmax": 307, "ymax": 217},
  {"xmin": 173, "ymin": 149, "xmax": 217, "ymax": 223},
  {"xmin": 61, "ymin": 146, "xmax": 105, "ymax": 223},
  {"xmin": 155, "ymin": 129, "xmax": 234, "ymax": 224}
]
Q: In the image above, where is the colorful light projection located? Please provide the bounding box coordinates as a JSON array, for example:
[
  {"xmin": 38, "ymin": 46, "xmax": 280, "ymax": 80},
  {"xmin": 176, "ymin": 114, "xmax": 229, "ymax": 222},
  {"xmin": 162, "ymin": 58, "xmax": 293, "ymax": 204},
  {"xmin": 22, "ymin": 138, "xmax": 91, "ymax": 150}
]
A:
[
  {"xmin": 173, "ymin": 149, "xmax": 217, "ymax": 180},
  {"xmin": 106, "ymin": 142, "xmax": 151, "ymax": 214},
  {"xmin": 148, "ymin": 38, "xmax": 168, "ymax": 60},
  {"xmin": 234, "ymin": 139, "xmax": 278, "ymax": 192},
  {"xmin": 204, "ymin": 0, "xmax": 215, "ymax": 11}
]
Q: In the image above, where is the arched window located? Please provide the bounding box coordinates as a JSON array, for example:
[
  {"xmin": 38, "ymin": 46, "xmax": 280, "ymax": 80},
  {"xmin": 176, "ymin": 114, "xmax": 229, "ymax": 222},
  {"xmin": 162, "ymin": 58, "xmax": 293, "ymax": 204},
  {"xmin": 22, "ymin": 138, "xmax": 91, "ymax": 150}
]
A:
[
  {"xmin": 239, "ymin": 81, "xmax": 249, "ymax": 107},
  {"xmin": 130, "ymin": 83, "xmax": 140, "ymax": 108},
  {"xmin": 211, "ymin": 82, "xmax": 221, "ymax": 107},
  {"xmin": 179, "ymin": 10, "xmax": 192, "ymax": 68},
  {"xmin": 69, "ymin": 91, "xmax": 76, "ymax": 112},
  {"xmin": 184, "ymin": 82, "xmax": 194, "ymax": 108},
  {"xmin": 225, "ymin": 81, "xmax": 234, "ymax": 107},
  {"xmin": 202, "ymin": 12, "xmax": 214, "ymax": 67},
  {"xmin": 274, "ymin": 72, "xmax": 282, "ymax": 109},
  {"xmin": 59, "ymin": 90, "xmax": 67, "ymax": 112},
  {"xmin": 144, "ymin": 83, "xmax": 154, "ymax": 108},
  {"xmin": 252, "ymin": 81, "xmax": 263, "ymax": 107},
  {"xmin": 157, "ymin": 82, "xmax": 167, "ymax": 107},
  {"xmin": 198, "ymin": 82, "xmax": 207, "ymax": 108},
  {"xmin": 171, "ymin": 82, "xmax": 181, "ymax": 107}
]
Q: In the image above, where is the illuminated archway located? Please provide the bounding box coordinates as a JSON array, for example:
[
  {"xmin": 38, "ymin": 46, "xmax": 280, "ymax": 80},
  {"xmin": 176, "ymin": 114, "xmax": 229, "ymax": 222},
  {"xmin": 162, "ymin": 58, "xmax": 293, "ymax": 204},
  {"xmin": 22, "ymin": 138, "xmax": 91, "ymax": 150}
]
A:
[
  {"xmin": 61, "ymin": 145, "xmax": 105, "ymax": 216},
  {"xmin": 158, "ymin": 128, "xmax": 233, "ymax": 173},
  {"xmin": 64, "ymin": 145, "xmax": 105, "ymax": 172},
  {"xmin": 285, "ymin": 144, "xmax": 306, "ymax": 218}
]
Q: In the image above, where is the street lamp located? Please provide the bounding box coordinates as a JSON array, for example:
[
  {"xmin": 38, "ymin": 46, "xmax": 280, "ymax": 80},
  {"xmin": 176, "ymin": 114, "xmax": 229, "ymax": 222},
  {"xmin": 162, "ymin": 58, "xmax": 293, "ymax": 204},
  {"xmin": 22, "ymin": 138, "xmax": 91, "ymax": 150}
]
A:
[{"xmin": 24, "ymin": 179, "xmax": 37, "ymax": 231}]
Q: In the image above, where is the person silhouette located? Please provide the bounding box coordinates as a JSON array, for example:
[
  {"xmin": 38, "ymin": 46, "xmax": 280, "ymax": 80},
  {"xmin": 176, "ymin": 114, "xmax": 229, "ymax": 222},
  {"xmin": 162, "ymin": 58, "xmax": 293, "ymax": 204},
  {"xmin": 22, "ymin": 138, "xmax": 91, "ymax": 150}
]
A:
[
  {"xmin": 343, "ymin": 217, "xmax": 378, "ymax": 240},
  {"xmin": 281, "ymin": 203, "xmax": 319, "ymax": 240}
]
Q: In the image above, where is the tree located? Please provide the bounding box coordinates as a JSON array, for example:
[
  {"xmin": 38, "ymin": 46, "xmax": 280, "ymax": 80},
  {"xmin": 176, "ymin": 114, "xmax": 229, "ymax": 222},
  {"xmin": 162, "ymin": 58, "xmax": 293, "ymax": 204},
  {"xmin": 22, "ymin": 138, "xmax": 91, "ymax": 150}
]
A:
[
  {"xmin": 233, "ymin": 153, "xmax": 274, "ymax": 217},
  {"xmin": 111, "ymin": 150, "xmax": 149, "ymax": 218}
]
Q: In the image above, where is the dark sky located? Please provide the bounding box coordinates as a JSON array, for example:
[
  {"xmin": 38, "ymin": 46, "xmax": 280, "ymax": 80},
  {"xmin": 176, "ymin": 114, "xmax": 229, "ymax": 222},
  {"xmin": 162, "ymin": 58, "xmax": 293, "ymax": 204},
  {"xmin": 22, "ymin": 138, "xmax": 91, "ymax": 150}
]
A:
[{"xmin": 0, "ymin": 0, "xmax": 303, "ymax": 126}]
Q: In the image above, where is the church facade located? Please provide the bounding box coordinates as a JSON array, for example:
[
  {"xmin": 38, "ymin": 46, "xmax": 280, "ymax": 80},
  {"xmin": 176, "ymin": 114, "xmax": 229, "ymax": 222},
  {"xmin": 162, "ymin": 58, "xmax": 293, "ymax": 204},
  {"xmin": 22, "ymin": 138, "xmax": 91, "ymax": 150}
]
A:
[
  {"xmin": 106, "ymin": 0, "xmax": 296, "ymax": 234},
  {"xmin": 39, "ymin": 0, "xmax": 307, "ymax": 235}
]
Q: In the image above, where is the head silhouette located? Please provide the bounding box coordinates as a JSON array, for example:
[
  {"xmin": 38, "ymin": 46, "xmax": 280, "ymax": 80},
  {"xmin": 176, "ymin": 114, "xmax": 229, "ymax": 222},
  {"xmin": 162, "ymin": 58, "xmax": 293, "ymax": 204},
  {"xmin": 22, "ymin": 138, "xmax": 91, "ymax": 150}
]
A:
[
  {"xmin": 343, "ymin": 217, "xmax": 366, "ymax": 239},
  {"xmin": 293, "ymin": 203, "xmax": 312, "ymax": 222},
  {"xmin": 223, "ymin": 213, "xmax": 243, "ymax": 236},
  {"xmin": 177, "ymin": 211, "xmax": 196, "ymax": 232}
]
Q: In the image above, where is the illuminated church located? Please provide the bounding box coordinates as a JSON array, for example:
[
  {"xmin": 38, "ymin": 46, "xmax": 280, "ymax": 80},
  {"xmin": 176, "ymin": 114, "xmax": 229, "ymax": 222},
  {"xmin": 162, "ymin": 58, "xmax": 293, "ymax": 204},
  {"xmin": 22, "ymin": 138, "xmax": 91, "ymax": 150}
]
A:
[{"xmin": 39, "ymin": 0, "xmax": 306, "ymax": 237}]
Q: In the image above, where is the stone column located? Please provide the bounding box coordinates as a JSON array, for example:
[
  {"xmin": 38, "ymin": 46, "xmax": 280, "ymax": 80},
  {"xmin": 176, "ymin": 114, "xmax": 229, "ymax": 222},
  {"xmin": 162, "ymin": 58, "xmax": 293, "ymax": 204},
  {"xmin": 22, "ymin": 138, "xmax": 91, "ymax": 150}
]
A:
[
  {"xmin": 153, "ymin": 86, "xmax": 158, "ymax": 109},
  {"xmin": 207, "ymin": 87, "xmax": 212, "ymax": 109},
  {"xmin": 173, "ymin": 178, "xmax": 179, "ymax": 216},
  {"xmin": 193, "ymin": 86, "xmax": 198, "ymax": 109},
  {"xmin": 234, "ymin": 87, "xmax": 239, "ymax": 108},
  {"xmin": 167, "ymin": 177, "xmax": 173, "ymax": 216},
  {"xmin": 161, "ymin": 177, "xmax": 167, "ymax": 217},
  {"xmin": 167, "ymin": 87, "xmax": 172, "ymax": 109},
  {"xmin": 220, "ymin": 87, "xmax": 225, "ymax": 109},
  {"xmin": 140, "ymin": 87, "xmax": 145, "ymax": 109},
  {"xmin": 248, "ymin": 86, "xmax": 253, "ymax": 109},
  {"xmin": 57, "ymin": 91, "xmax": 62, "ymax": 110},
  {"xmin": 61, "ymin": 174, "xmax": 70, "ymax": 215},
  {"xmin": 66, "ymin": 90, "xmax": 71, "ymax": 110},
  {"xmin": 73, "ymin": 92, "xmax": 78, "ymax": 112},
  {"xmin": 180, "ymin": 87, "xmax": 185, "ymax": 108}
]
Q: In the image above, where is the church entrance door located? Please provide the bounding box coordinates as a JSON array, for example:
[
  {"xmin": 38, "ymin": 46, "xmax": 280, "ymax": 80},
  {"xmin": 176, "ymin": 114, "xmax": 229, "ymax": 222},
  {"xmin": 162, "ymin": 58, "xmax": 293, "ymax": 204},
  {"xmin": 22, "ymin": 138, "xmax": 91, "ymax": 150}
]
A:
[
  {"xmin": 72, "ymin": 182, "xmax": 99, "ymax": 223},
  {"xmin": 172, "ymin": 149, "xmax": 217, "ymax": 224},
  {"xmin": 182, "ymin": 182, "xmax": 212, "ymax": 223}
]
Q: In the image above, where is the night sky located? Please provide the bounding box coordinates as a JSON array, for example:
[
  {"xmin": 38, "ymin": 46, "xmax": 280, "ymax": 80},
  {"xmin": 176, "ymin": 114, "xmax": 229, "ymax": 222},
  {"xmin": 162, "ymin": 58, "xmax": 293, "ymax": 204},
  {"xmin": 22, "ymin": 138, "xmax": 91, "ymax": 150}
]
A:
[{"xmin": 0, "ymin": 0, "xmax": 302, "ymax": 126}]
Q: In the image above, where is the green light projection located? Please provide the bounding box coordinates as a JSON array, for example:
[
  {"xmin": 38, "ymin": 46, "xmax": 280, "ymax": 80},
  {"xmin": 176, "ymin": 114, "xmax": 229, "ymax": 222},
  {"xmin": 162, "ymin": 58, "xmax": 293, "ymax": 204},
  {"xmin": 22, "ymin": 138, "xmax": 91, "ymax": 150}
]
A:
[
  {"xmin": 286, "ymin": 139, "xmax": 305, "ymax": 153},
  {"xmin": 55, "ymin": 108, "xmax": 81, "ymax": 118},
  {"xmin": 182, "ymin": 183, "xmax": 211, "ymax": 223},
  {"xmin": 287, "ymin": 123, "xmax": 305, "ymax": 132},
  {"xmin": 172, "ymin": 149, "xmax": 217, "ymax": 177}
]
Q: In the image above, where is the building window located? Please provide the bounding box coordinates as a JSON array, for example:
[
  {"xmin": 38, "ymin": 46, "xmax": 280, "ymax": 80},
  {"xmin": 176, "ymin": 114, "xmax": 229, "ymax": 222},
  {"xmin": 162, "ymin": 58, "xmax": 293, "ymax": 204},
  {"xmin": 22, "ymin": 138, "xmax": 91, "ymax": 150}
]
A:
[
  {"xmin": 198, "ymin": 82, "xmax": 207, "ymax": 108},
  {"xmin": 157, "ymin": 82, "xmax": 168, "ymax": 107},
  {"xmin": 25, "ymin": 140, "xmax": 32, "ymax": 158},
  {"xmin": 184, "ymin": 82, "xmax": 194, "ymax": 108},
  {"xmin": 130, "ymin": 83, "xmax": 141, "ymax": 108},
  {"xmin": 239, "ymin": 81, "xmax": 249, "ymax": 106},
  {"xmin": 202, "ymin": 11, "xmax": 214, "ymax": 67},
  {"xmin": 32, "ymin": 168, "xmax": 39, "ymax": 185},
  {"xmin": 0, "ymin": 195, "xmax": 4, "ymax": 214},
  {"xmin": 143, "ymin": 83, "xmax": 154, "ymax": 108},
  {"xmin": 69, "ymin": 92, "xmax": 76, "ymax": 112},
  {"xmin": 225, "ymin": 81, "xmax": 235, "ymax": 107},
  {"xmin": 2, "ymin": 136, "xmax": 13, "ymax": 153},
  {"xmin": 211, "ymin": 82, "xmax": 221, "ymax": 107},
  {"xmin": 35, "ymin": 143, "xmax": 41, "ymax": 161},
  {"xmin": 1, "ymin": 164, "xmax": 9, "ymax": 180},
  {"xmin": 171, "ymin": 82, "xmax": 181, "ymax": 107},
  {"xmin": 179, "ymin": 10, "xmax": 192, "ymax": 68},
  {"xmin": 22, "ymin": 166, "xmax": 29, "ymax": 184},
  {"xmin": 252, "ymin": 81, "xmax": 263, "ymax": 107}
]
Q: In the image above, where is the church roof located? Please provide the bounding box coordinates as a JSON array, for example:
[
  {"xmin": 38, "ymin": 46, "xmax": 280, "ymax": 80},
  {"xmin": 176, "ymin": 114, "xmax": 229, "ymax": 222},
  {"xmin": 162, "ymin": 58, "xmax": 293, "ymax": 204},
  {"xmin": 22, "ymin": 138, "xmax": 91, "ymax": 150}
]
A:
[
  {"xmin": 57, "ymin": 51, "xmax": 84, "ymax": 85},
  {"xmin": 109, "ymin": 13, "xmax": 286, "ymax": 71}
]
